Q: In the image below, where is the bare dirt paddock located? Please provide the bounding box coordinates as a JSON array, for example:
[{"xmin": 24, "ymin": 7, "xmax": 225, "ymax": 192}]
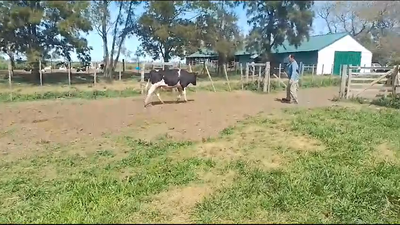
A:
[{"xmin": 0, "ymin": 87, "xmax": 338, "ymax": 160}]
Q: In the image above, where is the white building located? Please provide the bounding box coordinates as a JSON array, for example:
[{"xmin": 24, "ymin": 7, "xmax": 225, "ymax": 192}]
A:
[{"xmin": 272, "ymin": 32, "xmax": 373, "ymax": 75}]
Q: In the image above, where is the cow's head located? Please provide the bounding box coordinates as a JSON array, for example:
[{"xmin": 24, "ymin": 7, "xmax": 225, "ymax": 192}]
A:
[
  {"xmin": 188, "ymin": 71, "xmax": 197, "ymax": 86},
  {"xmin": 179, "ymin": 69, "xmax": 197, "ymax": 86}
]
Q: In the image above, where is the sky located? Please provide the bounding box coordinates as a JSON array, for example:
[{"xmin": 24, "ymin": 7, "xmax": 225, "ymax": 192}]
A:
[{"xmin": 71, "ymin": 2, "xmax": 326, "ymax": 62}]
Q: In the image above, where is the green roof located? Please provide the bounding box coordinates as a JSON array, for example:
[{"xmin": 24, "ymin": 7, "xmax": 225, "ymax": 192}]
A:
[
  {"xmin": 272, "ymin": 32, "xmax": 349, "ymax": 53},
  {"xmin": 187, "ymin": 48, "xmax": 217, "ymax": 58},
  {"xmin": 186, "ymin": 33, "xmax": 349, "ymax": 58},
  {"xmin": 235, "ymin": 49, "xmax": 258, "ymax": 56}
]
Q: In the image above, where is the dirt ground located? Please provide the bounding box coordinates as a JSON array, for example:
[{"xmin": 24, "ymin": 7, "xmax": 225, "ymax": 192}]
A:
[{"xmin": 0, "ymin": 87, "xmax": 340, "ymax": 160}]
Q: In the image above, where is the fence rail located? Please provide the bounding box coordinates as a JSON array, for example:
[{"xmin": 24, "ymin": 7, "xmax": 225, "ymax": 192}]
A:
[{"xmin": 339, "ymin": 65, "xmax": 399, "ymax": 99}]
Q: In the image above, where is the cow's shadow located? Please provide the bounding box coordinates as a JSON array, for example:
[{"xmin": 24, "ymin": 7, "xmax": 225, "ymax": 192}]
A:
[{"xmin": 150, "ymin": 99, "xmax": 194, "ymax": 106}]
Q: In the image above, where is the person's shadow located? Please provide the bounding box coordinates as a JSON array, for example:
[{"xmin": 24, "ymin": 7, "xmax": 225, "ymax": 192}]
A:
[{"xmin": 274, "ymin": 98, "xmax": 291, "ymax": 104}]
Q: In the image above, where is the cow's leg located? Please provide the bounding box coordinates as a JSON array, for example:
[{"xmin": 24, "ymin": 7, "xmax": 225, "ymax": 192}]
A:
[
  {"xmin": 183, "ymin": 87, "xmax": 188, "ymax": 102},
  {"xmin": 144, "ymin": 84, "xmax": 158, "ymax": 107},
  {"xmin": 176, "ymin": 86, "xmax": 183, "ymax": 102},
  {"xmin": 145, "ymin": 79, "xmax": 150, "ymax": 92},
  {"xmin": 156, "ymin": 90, "xmax": 164, "ymax": 104}
]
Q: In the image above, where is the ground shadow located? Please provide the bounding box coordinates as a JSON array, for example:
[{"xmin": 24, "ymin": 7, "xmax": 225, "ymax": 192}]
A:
[{"xmin": 151, "ymin": 99, "xmax": 195, "ymax": 106}]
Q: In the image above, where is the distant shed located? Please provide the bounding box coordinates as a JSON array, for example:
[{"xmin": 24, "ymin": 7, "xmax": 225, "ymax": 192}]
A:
[
  {"xmin": 234, "ymin": 50, "xmax": 259, "ymax": 65},
  {"xmin": 271, "ymin": 32, "xmax": 373, "ymax": 75},
  {"xmin": 185, "ymin": 49, "xmax": 218, "ymax": 65}
]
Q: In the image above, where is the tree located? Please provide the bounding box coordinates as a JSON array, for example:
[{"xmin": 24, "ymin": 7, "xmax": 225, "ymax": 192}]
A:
[
  {"xmin": 315, "ymin": 2, "xmax": 339, "ymax": 34},
  {"xmin": 195, "ymin": 1, "xmax": 242, "ymax": 73},
  {"xmin": 243, "ymin": 1, "xmax": 314, "ymax": 60},
  {"xmin": 316, "ymin": 1, "xmax": 400, "ymax": 64},
  {"xmin": 0, "ymin": 1, "xmax": 25, "ymax": 76},
  {"xmin": 0, "ymin": 1, "xmax": 93, "ymax": 81},
  {"xmin": 89, "ymin": 0, "xmax": 140, "ymax": 78},
  {"xmin": 134, "ymin": 1, "xmax": 214, "ymax": 62}
]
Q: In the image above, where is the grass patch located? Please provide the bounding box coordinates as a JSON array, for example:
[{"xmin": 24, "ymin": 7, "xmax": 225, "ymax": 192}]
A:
[
  {"xmin": 0, "ymin": 88, "xmax": 142, "ymax": 102},
  {"xmin": 193, "ymin": 106, "xmax": 400, "ymax": 223},
  {"xmin": 341, "ymin": 96, "xmax": 400, "ymax": 110},
  {"xmin": 0, "ymin": 136, "xmax": 215, "ymax": 223},
  {"xmin": 371, "ymin": 97, "xmax": 400, "ymax": 109},
  {"xmin": 243, "ymin": 75, "xmax": 340, "ymax": 92}
]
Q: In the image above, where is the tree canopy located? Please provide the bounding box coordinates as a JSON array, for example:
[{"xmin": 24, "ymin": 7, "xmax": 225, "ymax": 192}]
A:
[
  {"xmin": 195, "ymin": 1, "xmax": 242, "ymax": 66},
  {"xmin": 243, "ymin": 1, "xmax": 314, "ymax": 61},
  {"xmin": 133, "ymin": 1, "xmax": 208, "ymax": 62},
  {"xmin": 89, "ymin": 0, "xmax": 140, "ymax": 77},
  {"xmin": 315, "ymin": 1, "xmax": 400, "ymax": 65},
  {"xmin": 0, "ymin": 0, "xmax": 93, "ymax": 79}
]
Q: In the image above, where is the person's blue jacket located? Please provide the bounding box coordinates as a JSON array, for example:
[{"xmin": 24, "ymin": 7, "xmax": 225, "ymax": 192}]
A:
[{"xmin": 288, "ymin": 60, "xmax": 299, "ymax": 81}]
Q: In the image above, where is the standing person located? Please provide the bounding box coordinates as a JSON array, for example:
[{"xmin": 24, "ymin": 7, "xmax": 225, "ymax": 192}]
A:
[{"xmin": 282, "ymin": 54, "xmax": 299, "ymax": 104}]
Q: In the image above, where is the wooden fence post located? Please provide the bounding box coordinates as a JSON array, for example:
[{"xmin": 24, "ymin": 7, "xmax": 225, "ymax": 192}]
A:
[
  {"xmin": 205, "ymin": 65, "xmax": 216, "ymax": 92},
  {"xmin": 312, "ymin": 64, "xmax": 315, "ymax": 76},
  {"xmin": 94, "ymin": 63, "xmax": 97, "ymax": 85},
  {"xmin": 118, "ymin": 61, "xmax": 122, "ymax": 81},
  {"xmin": 391, "ymin": 65, "xmax": 399, "ymax": 97},
  {"xmin": 8, "ymin": 60, "xmax": 12, "ymax": 101},
  {"xmin": 263, "ymin": 62, "xmax": 270, "ymax": 92},
  {"xmin": 50, "ymin": 57, "xmax": 53, "ymax": 73},
  {"xmin": 339, "ymin": 65, "xmax": 348, "ymax": 99},
  {"xmin": 122, "ymin": 59, "xmax": 125, "ymax": 72},
  {"xmin": 346, "ymin": 65, "xmax": 352, "ymax": 99},
  {"xmin": 252, "ymin": 64, "xmax": 255, "ymax": 81},
  {"xmin": 240, "ymin": 63, "xmax": 244, "ymax": 90},
  {"xmin": 39, "ymin": 59, "xmax": 43, "ymax": 86},
  {"xmin": 68, "ymin": 61, "xmax": 71, "ymax": 86},
  {"xmin": 278, "ymin": 63, "xmax": 282, "ymax": 88},
  {"xmin": 245, "ymin": 63, "xmax": 249, "ymax": 82},
  {"xmin": 257, "ymin": 65, "xmax": 262, "ymax": 90},
  {"xmin": 223, "ymin": 64, "xmax": 232, "ymax": 91}
]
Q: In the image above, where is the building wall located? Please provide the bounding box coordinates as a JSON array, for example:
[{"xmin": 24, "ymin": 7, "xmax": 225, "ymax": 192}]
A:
[{"xmin": 317, "ymin": 35, "xmax": 373, "ymax": 74}]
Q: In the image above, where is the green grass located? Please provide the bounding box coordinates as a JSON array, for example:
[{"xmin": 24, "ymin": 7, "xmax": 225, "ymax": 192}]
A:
[
  {"xmin": 371, "ymin": 97, "xmax": 400, "ymax": 109},
  {"xmin": 0, "ymin": 137, "xmax": 215, "ymax": 223},
  {"xmin": 2, "ymin": 106, "xmax": 400, "ymax": 223},
  {"xmin": 0, "ymin": 88, "xmax": 142, "ymax": 102},
  {"xmin": 194, "ymin": 107, "xmax": 400, "ymax": 223},
  {"xmin": 341, "ymin": 96, "xmax": 400, "ymax": 110},
  {"xmin": 242, "ymin": 75, "xmax": 340, "ymax": 92}
]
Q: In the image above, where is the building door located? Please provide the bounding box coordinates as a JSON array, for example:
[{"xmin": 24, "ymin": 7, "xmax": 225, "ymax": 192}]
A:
[{"xmin": 333, "ymin": 51, "xmax": 361, "ymax": 75}]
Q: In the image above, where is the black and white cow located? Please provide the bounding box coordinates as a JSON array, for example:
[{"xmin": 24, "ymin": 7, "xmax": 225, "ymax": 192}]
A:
[{"xmin": 144, "ymin": 68, "xmax": 197, "ymax": 107}]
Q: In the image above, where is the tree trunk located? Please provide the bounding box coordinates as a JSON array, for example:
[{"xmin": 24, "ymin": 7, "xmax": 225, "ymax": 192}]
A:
[
  {"xmin": 31, "ymin": 62, "xmax": 41, "ymax": 83},
  {"xmin": 6, "ymin": 52, "xmax": 15, "ymax": 78},
  {"xmin": 101, "ymin": 0, "xmax": 110, "ymax": 79},
  {"xmin": 163, "ymin": 54, "xmax": 171, "ymax": 63}
]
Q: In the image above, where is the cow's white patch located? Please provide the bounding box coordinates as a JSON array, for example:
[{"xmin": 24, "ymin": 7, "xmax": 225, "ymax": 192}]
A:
[
  {"xmin": 178, "ymin": 69, "xmax": 181, "ymax": 77},
  {"xmin": 183, "ymin": 88, "xmax": 187, "ymax": 102},
  {"xmin": 144, "ymin": 80, "xmax": 165, "ymax": 106},
  {"xmin": 145, "ymin": 79, "xmax": 150, "ymax": 91}
]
